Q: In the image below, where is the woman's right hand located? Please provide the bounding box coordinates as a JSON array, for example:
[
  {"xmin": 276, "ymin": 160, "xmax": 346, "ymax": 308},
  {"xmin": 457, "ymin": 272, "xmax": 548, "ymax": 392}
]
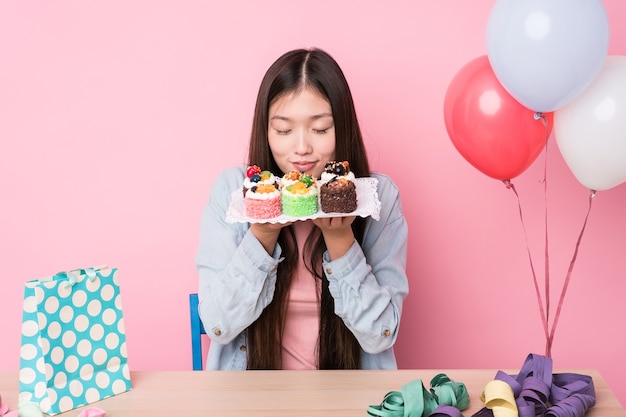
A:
[{"xmin": 250, "ymin": 221, "xmax": 292, "ymax": 254}]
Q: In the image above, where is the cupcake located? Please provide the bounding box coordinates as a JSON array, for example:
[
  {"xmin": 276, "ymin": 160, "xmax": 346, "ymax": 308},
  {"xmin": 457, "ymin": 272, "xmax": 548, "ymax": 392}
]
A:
[
  {"xmin": 319, "ymin": 161, "xmax": 357, "ymax": 213},
  {"xmin": 243, "ymin": 165, "xmax": 281, "ymax": 219},
  {"xmin": 281, "ymin": 171, "xmax": 318, "ymax": 217}
]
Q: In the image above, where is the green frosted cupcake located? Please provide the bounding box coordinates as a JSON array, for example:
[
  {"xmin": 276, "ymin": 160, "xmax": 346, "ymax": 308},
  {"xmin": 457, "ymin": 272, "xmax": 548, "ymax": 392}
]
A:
[{"xmin": 281, "ymin": 171, "xmax": 318, "ymax": 217}]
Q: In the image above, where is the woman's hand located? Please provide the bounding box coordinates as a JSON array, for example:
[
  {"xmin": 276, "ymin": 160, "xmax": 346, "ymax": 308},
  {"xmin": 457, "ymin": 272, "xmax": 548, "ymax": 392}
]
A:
[
  {"xmin": 250, "ymin": 221, "xmax": 292, "ymax": 255},
  {"xmin": 312, "ymin": 216, "xmax": 356, "ymax": 260}
]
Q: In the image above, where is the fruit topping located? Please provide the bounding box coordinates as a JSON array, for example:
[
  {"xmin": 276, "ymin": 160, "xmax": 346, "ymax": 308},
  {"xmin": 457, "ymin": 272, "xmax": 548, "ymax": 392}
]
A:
[
  {"xmin": 300, "ymin": 174, "xmax": 314, "ymax": 187},
  {"xmin": 287, "ymin": 182, "xmax": 309, "ymax": 194},
  {"xmin": 324, "ymin": 161, "xmax": 350, "ymax": 175},
  {"xmin": 246, "ymin": 165, "xmax": 262, "ymax": 178},
  {"xmin": 284, "ymin": 171, "xmax": 301, "ymax": 181},
  {"xmin": 255, "ymin": 184, "xmax": 277, "ymax": 193}
]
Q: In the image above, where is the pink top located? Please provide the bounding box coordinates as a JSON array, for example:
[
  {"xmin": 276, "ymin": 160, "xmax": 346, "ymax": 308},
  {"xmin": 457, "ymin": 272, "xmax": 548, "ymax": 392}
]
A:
[{"xmin": 281, "ymin": 221, "xmax": 321, "ymax": 370}]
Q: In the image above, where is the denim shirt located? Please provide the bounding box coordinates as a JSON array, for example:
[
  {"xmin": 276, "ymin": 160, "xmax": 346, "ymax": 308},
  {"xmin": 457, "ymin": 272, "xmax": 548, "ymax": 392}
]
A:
[{"xmin": 195, "ymin": 166, "xmax": 409, "ymax": 370}]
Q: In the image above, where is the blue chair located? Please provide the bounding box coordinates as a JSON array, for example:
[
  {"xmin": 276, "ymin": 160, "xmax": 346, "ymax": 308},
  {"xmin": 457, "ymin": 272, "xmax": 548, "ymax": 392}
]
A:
[{"xmin": 189, "ymin": 293, "xmax": 206, "ymax": 370}]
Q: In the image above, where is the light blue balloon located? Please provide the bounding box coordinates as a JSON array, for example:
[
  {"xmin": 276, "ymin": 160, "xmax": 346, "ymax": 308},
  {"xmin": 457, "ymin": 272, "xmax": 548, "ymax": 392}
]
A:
[{"xmin": 486, "ymin": 0, "xmax": 609, "ymax": 113}]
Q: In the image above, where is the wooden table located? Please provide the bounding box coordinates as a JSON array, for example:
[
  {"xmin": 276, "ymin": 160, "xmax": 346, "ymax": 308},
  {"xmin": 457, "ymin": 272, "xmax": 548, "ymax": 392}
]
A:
[{"xmin": 1, "ymin": 369, "xmax": 624, "ymax": 416}]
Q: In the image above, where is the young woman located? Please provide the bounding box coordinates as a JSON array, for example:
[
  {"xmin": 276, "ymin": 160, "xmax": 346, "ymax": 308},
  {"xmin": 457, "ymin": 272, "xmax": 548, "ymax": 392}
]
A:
[{"xmin": 196, "ymin": 48, "xmax": 409, "ymax": 370}]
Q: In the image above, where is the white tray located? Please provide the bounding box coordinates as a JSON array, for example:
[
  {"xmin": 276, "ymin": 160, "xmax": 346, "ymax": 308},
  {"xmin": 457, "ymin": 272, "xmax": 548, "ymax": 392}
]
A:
[{"xmin": 226, "ymin": 177, "xmax": 381, "ymax": 224}]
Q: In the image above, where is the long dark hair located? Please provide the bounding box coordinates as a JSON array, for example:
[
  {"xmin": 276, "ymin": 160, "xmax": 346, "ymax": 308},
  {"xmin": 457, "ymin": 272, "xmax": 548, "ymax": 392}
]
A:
[{"xmin": 246, "ymin": 48, "xmax": 371, "ymax": 369}]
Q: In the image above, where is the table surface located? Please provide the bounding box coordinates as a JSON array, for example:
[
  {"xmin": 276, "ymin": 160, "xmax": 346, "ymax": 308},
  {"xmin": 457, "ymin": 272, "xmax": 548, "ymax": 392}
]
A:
[{"xmin": 1, "ymin": 369, "xmax": 624, "ymax": 416}]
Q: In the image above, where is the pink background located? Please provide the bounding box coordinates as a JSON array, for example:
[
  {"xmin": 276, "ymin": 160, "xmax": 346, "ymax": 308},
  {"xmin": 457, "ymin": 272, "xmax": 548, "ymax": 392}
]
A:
[{"xmin": 2, "ymin": 0, "xmax": 626, "ymax": 408}]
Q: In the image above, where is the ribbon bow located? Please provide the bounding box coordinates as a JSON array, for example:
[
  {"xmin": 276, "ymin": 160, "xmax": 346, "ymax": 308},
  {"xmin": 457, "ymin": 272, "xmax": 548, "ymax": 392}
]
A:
[
  {"xmin": 474, "ymin": 353, "xmax": 595, "ymax": 417},
  {"xmin": 367, "ymin": 373, "xmax": 470, "ymax": 417}
]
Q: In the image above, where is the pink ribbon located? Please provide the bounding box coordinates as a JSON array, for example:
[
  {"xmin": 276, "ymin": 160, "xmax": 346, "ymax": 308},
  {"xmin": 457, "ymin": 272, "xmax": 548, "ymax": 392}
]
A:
[
  {"xmin": 0, "ymin": 396, "xmax": 105, "ymax": 417},
  {"xmin": 77, "ymin": 407, "xmax": 106, "ymax": 417}
]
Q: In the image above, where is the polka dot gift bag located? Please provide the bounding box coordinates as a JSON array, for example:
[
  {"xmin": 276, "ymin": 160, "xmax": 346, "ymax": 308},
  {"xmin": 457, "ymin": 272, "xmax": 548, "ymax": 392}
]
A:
[{"xmin": 18, "ymin": 266, "xmax": 132, "ymax": 415}]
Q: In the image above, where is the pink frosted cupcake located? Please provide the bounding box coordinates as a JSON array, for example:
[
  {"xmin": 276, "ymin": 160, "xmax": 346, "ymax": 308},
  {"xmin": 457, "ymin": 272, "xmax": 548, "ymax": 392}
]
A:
[{"xmin": 243, "ymin": 166, "xmax": 281, "ymax": 219}]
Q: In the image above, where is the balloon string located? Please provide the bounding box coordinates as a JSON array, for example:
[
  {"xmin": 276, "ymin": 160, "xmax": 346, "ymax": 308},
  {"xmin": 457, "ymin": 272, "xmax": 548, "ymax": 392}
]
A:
[
  {"xmin": 503, "ymin": 179, "xmax": 550, "ymax": 345},
  {"xmin": 536, "ymin": 112, "xmax": 552, "ymax": 356},
  {"xmin": 547, "ymin": 190, "xmax": 595, "ymax": 351},
  {"xmin": 508, "ymin": 112, "xmax": 594, "ymax": 358}
]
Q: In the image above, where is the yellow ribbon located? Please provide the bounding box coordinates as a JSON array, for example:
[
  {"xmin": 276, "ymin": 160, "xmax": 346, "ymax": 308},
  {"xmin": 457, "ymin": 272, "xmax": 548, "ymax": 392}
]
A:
[{"xmin": 480, "ymin": 380, "xmax": 518, "ymax": 417}]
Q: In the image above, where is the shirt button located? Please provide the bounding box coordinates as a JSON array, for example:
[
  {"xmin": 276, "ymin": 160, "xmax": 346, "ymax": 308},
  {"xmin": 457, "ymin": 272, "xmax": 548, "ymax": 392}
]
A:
[
  {"xmin": 383, "ymin": 329, "xmax": 390, "ymax": 337},
  {"xmin": 239, "ymin": 345, "xmax": 247, "ymax": 352},
  {"xmin": 325, "ymin": 268, "xmax": 333, "ymax": 274},
  {"xmin": 213, "ymin": 328, "xmax": 222, "ymax": 336}
]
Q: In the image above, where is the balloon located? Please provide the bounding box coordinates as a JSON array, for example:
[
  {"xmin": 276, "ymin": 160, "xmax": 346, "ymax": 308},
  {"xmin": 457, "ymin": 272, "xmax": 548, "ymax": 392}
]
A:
[
  {"xmin": 444, "ymin": 56, "xmax": 553, "ymax": 181},
  {"xmin": 486, "ymin": 0, "xmax": 609, "ymax": 113},
  {"xmin": 554, "ymin": 56, "xmax": 626, "ymax": 191}
]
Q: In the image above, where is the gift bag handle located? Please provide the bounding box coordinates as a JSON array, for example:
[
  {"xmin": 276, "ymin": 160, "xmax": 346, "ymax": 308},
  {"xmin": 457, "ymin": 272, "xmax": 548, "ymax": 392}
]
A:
[{"xmin": 52, "ymin": 265, "xmax": 108, "ymax": 288}]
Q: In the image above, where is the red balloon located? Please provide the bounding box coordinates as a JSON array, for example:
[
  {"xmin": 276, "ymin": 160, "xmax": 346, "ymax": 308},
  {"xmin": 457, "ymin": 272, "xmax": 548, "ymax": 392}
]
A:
[{"xmin": 444, "ymin": 55, "xmax": 553, "ymax": 181}]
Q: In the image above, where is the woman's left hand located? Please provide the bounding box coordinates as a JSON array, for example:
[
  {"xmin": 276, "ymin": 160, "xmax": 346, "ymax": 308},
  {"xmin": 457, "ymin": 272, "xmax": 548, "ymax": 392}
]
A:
[{"xmin": 312, "ymin": 216, "xmax": 356, "ymax": 260}]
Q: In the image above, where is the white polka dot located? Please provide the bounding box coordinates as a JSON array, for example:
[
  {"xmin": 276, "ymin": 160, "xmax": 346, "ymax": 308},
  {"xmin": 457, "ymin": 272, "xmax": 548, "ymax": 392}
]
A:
[
  {"xmin": 86, "ymin": 276, "xmax": 101, "ymax": 292},
  {"xmin": 96, "ymin": 372, "xmax": 110, "ymax": 389},
  {"xmin": 23, "ymin": 295, "xmax": 37, "ymax": 313},
  {"xmin": 39, "ymin": 396, "xmax": 52, "ymax": 413},
  {"xmin": 80, "ymin": 364, "xmax": 94, "ymax": 380},
  {"xmin": 19, "ymin": 367, "xmax": 36, "ymax": 384},
  {"xmin": 47, "ymin": 321, "xmax": 62, "ymax": 339},
  {"xmin": 36, "ymin": 357, "xmax": 45, "ymax": 374},
  {"xmin": 93, "ymin": 348, "xmax": 107, "ymax": 365},
  {"xmin": 42, "ymin": 280, "xmax": 58, "ymax": 290},
  {"xmin": 102, "ymin": 308, "xmax": 117, "ymax": 325},
  {"xmin": 117, "ymin": 318, "xmax": 125, "ymax": 334},
  {"xmin": 65, "ymin": 355, "xmax": 79, "ymax": 373},
  {"xmin": 42, "ymin": 280, "xmax": 58, "ymax": 289},
  {"xmin": 70, "ymin": 379, "xmax": 84, "ymax": 396},
  {"xmin": 22, "ymin": 320, "xmax": 39, "ymax": 337},
  {"xmin": 35, "ymin": 287, "xmax": 45, "ymax": 305},
  {"xmin": 87, "ymin": 299, "xmax": 102, "ymax": 316},
  {"xmin": 77, "ymin": 339, "xmax": 92, "ymax": 357},
  {"xmin": 107, "ymin": 356, "xmax": 121, "ymax": 372},
  {"xmin": 48, "ymin": 389, "xmax": 58, "ymax": 408},
  {"xmin": 101, "ymin": 284, "xmax": 115, "ymax": 301},
  {"xmin": 85, "ymin": 387, "xmax": 101, "ymax": 403},
  {"xmin": 45, "ymin": 363, "xmax": 53, "ymax": 380},
  {"xmin": 72, "ymin": 290, "xmax": 87, "ymax": 307},
  {"xmin": 59, "ymin": 305, "xmax": 74, "ymax": 323},
  {"xmin": 58, "ymin": 396, "xmax": 73, "ymax": 412},
  {"xmin": 62, "ymin": 330, "xmax": 76, "ymax": 348},
  {"xmin": 57, "ymin": 282, "xmax": 72, "ymax": 299},
  {"xmin": 112, "ymin": 379, "xmax": 129, "ymax": 394},
  {"xmin": 115, "ymin": 294, "xmax": 122, "ymax": 310},
  {"xmin": 54, "ymin": 371, "xmax": 67, "ymax": 389},
  {"xmin": 20, "ymin": 343, "xmax": 38, "ymax": 361},
  {"xmin": 40, "ymin": 338, "xmax": 50, "ymax": 356},
  {"xmin": 50, "ymin": 346, "xmax": 64, "ymax": 364},
  {"xmin": 120, "ymin": 342, "xmax": 128, "ymax": 358},
  {"xmin": 34, "ymin": 380, "xmax": 47, "ymax": 397},
  {"xmin": 105, "ymin": 333, "xmax": 120, "ymax": 350},
  {"xmin": 74, "ymin": 314, "xmax": 89, "ymax": 332},
  {"xmin": 37, "ymin": 312, "xmax": 47, "ymax": 329},
  {"xmin": 90, "ymin": 324, "xmax": 104, "ymax": 341},
  {"xmin": 122, "ymin": 363, "xmax": 131, "ymax": 379},
  {"xmin": 18, "ymin": 391, "xmax": 33, "ymax": 402},
  {"xmin": 44, "ymin": 296, "xmax": 59, "ymax": 315}
]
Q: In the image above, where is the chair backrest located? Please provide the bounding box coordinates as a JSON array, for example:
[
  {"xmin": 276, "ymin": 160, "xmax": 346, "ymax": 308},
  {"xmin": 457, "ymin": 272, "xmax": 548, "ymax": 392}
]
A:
[{"xmin": 189, "ymin": 293, "xmax": 206, "ymax": 370}]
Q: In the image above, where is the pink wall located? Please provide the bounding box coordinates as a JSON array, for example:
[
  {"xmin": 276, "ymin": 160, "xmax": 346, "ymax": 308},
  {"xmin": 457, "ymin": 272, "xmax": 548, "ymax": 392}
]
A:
[{"xmin": 2, "ymin": 0, "xmax": 626, "ymax": 409}]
